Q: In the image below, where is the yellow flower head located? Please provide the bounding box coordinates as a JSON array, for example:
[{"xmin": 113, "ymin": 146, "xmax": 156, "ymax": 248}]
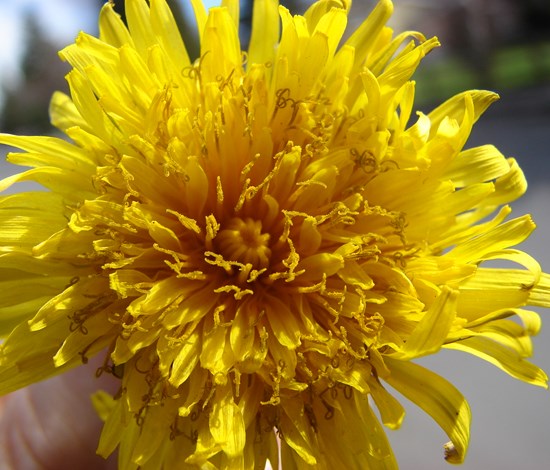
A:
[{"xmin": 1, "ymin": 0, "xmax": 549, "ymax": 468}]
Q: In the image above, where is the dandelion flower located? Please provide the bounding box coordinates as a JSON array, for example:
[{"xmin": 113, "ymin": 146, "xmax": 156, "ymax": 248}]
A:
[{"xmin": 1, "ymin": 0, "xmax": 549, "ymax": 468}]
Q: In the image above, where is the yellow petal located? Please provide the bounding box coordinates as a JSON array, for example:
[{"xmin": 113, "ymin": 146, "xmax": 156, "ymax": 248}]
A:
[
  {"xmin": 477, "ymin": 249, "xmax": 542, "ymax": 284},
  {"xmin": 397, "ymin": 286, "xmax": 458, "ymax": 359},
  {"xmin": 0, "ymin": 297, "xmax": 52, "ymax": 337},
  {"xmin": 523, "ymin": 272, "xmax": 550, "ymax": 307},
  {"xmin": 340, "ymin": 0, "xmax": 393, "ymax": 70},
  {"xmin": 162, "ymin": 283, "xmax": 220, "ymax": 328},
  {"xmin": 199, "ymin": 319, "xmax": 230, "ymax": 376},
  {"xmin": 428, "ymin": 90, "xmax": 499, "ymax": 133},
  {"xmin": 465, "ymin": 307, "xmax": 541, "ymax": 335},
  {"xmin": 445, "ymin": 145, "xmax": 510, "ymax": 187},
  {"xmin": 446, "ymin": 215, "xmax": 535, "ymax": 264},
  {"xmin": 209, "ymin": 386, "xmax": 246, "ymax": 457},
  {"xmin": 1, "ymin": 134, "xmax": 97, "ymax": 172},
  {"xmin": 229, "ymin": 301, "xmax": 256, "ymax": 362},
  {"xmin": 131, "ymin": 402, "xmax": 174, "ymax": 465},
  {"xmin": 379, "ymin": 38, "xmax": 437, "ymax": 100},
  {"xmin": 201, "ymin": 7, "xmax": 242, "ymax": 83},
  {"xmin": 369, "ymin": 30, "xmax": 427, "ymax": 76},
  {"xmin": 221, "ymin": 0, "xmax": 240, "ymax": 30},
  {"xmin": 0, "ymin": 192, "xmax": 68, "ymax": 248},
  {"xmin": 384, "ymin": 357, "xmax": 471, "ymax": 464},
  {"xmin": 471, "ymin": 319, "xmax": 533, "ymax": 357},
  {"xmin": 189, "ymin": 0, "xmax": 208, "ymax": 40},
  {"xmin": 368, "ymin": 377, "xmax": 405, "ymax": 430},
  {"xmin": 49, "ymin": 91, "xmax": 87, "ymax": 132},
  {"xmin": 311, "ymin": 6, "xmax": 348, "ymax": 62},
  {"xmin": 264, "ymin": 294, "xmax": 302, "ymax": 349},
  {"xmin": 279, "ymin": 398, "xmax": 318, "ymax": 465},
  {"xmin": 445, "ymin": 337, "xmax": 548, "ymax": 387},
  {"xmin": 0, "ymin": 318, "xmax": 78, "ymax": 394},
  {"xmin": 96, "ymin": 395, "xmax": 130, "ymax": 458},
  {"xmin": 354, "ymin": 393, "xmax": 398, "ymax": 467},
  {"xmin": 91, "ymin": 389, "xmax": 116, "ymax": 422},
  {"xmin": 457, "ymin": 268, "xmax": 550, "ymax": 319},
  {"xmin": 65, "ymin": 69, "xmax": 111, "ymax": 140},
  {"xmin": 485, "ymin": 157, "xmax": 527, "ymax": 206},
  {"xmin": 248, "ymin": 0, "xmax": 279, "ymax": 68},
  {"xmin": 125, "ymin": 0, "xmax": 157, "ymax": 57},
  {"xmin": 118, "ymin": 45, "xmax": 157, "ymax": 104},
  {"xmin": 296, "ymin": 252, "xmax": 344, "ymax": 282},
  {"xmin": 303, "ymin": 0, "xmax": 349, "ymax": 32},
  {"xmin": 150, "ymin": 0, "xmax": 190, "ymax": 68},
  {"xmin": 99, "ymin": 1, "xmax": 134, "ymax": 47},
  {"xmin": 53, "ymin": 313, "xmax": 115, "ymax": 366},
  {"xmin": 60, "ymin": 32, "xmax": 120, "ymax": 75}
]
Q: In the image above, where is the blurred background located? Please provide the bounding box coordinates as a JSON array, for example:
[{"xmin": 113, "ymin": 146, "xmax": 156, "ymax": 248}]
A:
[{"xmin": 0, "ymin": 0, "xmax": 549, "ymax": 468}]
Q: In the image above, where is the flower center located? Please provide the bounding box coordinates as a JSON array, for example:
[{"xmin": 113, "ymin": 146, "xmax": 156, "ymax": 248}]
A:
[{"xmin": 216, "ymin": 217, "xmax": 272, "ymax": 269}]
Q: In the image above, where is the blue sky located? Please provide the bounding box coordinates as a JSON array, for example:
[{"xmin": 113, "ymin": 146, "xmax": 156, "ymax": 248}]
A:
[{"xmin": 0, "ymin": 0, "xmax": 97, "ymax": 93}]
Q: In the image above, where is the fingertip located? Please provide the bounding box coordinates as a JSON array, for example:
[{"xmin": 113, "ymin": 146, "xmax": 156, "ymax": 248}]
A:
[{"xmin": 0, "ymin": 356, "xmax": 119, "ymax": 470}]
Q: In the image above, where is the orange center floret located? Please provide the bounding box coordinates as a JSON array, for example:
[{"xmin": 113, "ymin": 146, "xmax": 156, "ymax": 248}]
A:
[{"xmin": 216, "ymin": 217, "xmax": 272, "ymax": 269}]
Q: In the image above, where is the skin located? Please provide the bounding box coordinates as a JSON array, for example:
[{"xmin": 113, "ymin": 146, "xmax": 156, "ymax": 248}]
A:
[{"xmin": 0, "ymin": 356, "xmax": 119, "ymax": 470}]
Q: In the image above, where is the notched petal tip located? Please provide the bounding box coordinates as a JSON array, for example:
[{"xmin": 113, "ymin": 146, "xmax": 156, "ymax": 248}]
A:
[{"xmin": 443, "ymin": 441, "xmax": 462, "ymax": 464}]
